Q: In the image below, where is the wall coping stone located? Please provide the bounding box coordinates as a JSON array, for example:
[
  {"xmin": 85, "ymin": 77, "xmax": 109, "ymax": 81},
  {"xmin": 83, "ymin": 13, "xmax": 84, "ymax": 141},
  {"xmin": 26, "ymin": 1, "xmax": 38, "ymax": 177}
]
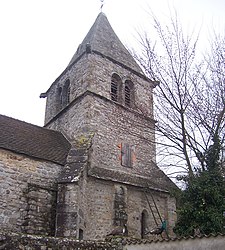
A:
[{"xmin": 0, "ymin": 231, "xmax": 118, "ymax": 250}]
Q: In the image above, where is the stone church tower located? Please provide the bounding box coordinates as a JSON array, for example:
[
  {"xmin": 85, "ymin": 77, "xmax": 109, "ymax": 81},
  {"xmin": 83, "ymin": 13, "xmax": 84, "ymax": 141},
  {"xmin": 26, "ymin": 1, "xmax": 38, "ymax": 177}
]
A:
[
  {"xmin": 41, "ymin": 12, "xmax": 177, "ymax": 240},
  {"xmin": 0, "ymin": 12, "xmax": 177, "ymax": 241}
]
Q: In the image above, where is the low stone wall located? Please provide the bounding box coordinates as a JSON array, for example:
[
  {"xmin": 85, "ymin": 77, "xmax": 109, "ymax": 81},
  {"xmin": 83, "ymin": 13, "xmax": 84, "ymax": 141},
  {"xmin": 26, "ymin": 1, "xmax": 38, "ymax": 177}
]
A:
[
  {"xmin": 1, "ymin": 231, "xmax": 224, "ymax": 250},
  {"xmin": 0, "ymin": 231, "xmax": 117, "ymax": 250}
]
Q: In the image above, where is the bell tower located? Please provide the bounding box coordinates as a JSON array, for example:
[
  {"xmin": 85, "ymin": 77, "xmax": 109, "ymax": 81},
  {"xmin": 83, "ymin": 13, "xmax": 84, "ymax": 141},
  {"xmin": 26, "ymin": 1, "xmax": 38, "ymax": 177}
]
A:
[{"xmin": 41, "ymin": 13, "xmax": 177, "ymax": 240}]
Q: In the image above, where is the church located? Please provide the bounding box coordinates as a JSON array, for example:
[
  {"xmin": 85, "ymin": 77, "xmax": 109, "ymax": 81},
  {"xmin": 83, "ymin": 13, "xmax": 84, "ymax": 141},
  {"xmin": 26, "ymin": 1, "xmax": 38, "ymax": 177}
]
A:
[{"xmin": 0, "ymin": 12, "xmax": 177, "ymax": 240}]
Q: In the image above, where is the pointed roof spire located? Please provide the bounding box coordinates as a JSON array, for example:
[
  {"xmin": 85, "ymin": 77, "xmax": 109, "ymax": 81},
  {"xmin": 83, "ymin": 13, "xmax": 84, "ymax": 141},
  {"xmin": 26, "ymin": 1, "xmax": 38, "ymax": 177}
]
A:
[{"xmin": 68, "ymin": 13, "xmax": 143, "ymax": 74}]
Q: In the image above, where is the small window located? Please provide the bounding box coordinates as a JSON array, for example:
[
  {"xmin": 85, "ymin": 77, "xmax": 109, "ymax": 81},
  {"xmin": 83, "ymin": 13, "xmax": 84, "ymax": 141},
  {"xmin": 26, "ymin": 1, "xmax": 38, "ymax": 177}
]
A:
[
  {"xmin": 125, "ymin": 85, "xmax": 131, "ymax": 106},
  {"xmin": 124, "ymin": 80, "xmax": 134, "ymax": 107},
  {"xmin": 111, "ymin": 74, "xmax": 122, "ymax": 102},
  {"xmin": 111, "ymin": 80, "xmax": 118, "ymax": 101},
  {"xmin": 57, "ymin": 79, "xmax": 70, "ymax": 112}
]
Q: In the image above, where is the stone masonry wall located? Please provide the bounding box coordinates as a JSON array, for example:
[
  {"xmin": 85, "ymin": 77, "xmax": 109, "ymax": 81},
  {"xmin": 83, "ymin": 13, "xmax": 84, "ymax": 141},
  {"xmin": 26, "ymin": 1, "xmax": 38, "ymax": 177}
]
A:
[
  {"xmin": 24, "ymin": 183, "xmax": 57, "ymax": 235},
  {"xmin": 45, "ymin": 52, "xmax": 155, "ymax": 125},
  {"xmin": 0, "ymin": 149, "xmax": 62, "ymax": 235},
  {"xmin": 85, "ymin": 177, "xmax": 114, "ymax": 240},
  {"xmin": 0, "ymin": 231, "xmax": 116, "ymax": 250},
  {"xmin": 46, "ymin": 94, "xmax": 157, "ymax": 182},
  {"xmin": 85, "ymin": 54, "xmax": 154, "ymax": 119},
  {"xmin": 46, "ymin": 95, "xmax": 92, "ymax": 141},
  {"xmin": 88, "ymin": 95, "xmax": 157, "ymax": 177},
  {"xmin": 84, "ymin": 177, "xmax": 176, "ymax": 240},
  {"xmin": 44, "ymin": 55, "xmax": 90, "ymax": 124},
  {"xmin": 53, "ymin": 169, "xmax": 176, "ymax": 241},
  {"xmin": 45, "ymin": 51, "xmax": 158, "ymax": 183}
]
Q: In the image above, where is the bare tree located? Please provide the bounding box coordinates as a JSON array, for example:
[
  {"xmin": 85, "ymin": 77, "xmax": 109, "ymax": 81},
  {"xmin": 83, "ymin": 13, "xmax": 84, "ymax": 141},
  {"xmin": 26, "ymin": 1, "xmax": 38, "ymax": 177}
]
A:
[{"xmin": 133, "ymin": 12, "xmax": 225, "ymax": 180}]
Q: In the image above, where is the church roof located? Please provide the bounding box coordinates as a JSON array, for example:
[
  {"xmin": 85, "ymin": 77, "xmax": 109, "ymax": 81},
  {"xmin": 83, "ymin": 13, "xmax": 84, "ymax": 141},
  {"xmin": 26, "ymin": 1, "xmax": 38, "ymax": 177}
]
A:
[
  {"xmin": 0, "ymin": 115, "xmax": 71, "ymax": 165},
  {"xmin": 68, "ymin": 12, "xmax": 143, "ymax": 74},
  {"xmin": 88, "ymin": 165, "xmax": 178, "ymax": 192}
]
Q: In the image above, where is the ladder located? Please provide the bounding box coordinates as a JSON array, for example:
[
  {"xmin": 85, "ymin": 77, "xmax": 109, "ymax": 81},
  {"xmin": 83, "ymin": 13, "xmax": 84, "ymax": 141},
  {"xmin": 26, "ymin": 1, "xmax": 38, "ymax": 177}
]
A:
[{"xmin": 143, "ymin": 189, "xmax": 169, "ymax": 238}]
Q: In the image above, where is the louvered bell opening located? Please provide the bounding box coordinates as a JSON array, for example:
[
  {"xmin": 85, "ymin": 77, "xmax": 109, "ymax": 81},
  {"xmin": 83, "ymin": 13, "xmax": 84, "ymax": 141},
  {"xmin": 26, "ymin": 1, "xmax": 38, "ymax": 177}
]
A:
[
  {"xmin": 125, "ymin": 85, "xmax": 131, "ymax": 107},
  {"xmin": 111, "ymin": 80, "xmax": 118, "ymax": 102}
]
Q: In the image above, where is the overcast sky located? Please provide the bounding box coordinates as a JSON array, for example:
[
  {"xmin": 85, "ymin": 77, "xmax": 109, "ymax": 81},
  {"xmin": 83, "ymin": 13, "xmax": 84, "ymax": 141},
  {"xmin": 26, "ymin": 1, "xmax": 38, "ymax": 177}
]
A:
[{"xmin": 0, "ymin": 0, "xmax": 224, "ymax": 126}]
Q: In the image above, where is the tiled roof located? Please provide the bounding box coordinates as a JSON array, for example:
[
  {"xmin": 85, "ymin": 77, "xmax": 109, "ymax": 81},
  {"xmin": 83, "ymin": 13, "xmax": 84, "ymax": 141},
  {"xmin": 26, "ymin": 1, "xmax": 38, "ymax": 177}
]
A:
[
  {"xmin": 88, "ymin": 166, "xmax": 178, "ymax": 192},
  {"xmin": 0, "ymin": 115, "xmax": 71, "ymax": 165},
  {"xmin": 119, "ymin": 233, "xmax": 225, "ymax": 245}
]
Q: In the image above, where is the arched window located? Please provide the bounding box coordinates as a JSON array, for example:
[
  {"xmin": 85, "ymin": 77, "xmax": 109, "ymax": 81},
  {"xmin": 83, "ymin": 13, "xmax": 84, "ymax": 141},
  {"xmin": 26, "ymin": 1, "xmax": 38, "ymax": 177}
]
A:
[
  {"xmin": 124, "ymin": 80, "xmax": 134, "ymax": 107},
  {"xmin": 111, "ymin": 74, "xmax": 122, "ymax": 102},
  {"xmin": 57, "ymin": 79, "xmax": 70, "ymax": 112},
  {"xmin": 141, "ymin": 210, "xmax": 149, "ymax": 239}
]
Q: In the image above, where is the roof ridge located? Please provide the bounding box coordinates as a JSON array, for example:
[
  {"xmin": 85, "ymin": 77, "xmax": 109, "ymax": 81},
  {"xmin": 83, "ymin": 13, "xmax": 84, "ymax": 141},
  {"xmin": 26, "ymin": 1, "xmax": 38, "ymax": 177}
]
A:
[
  {"xmin": 0, "ymin": 114, "xmax": 42, "ymax": 128},
  {"xmin": 0, "ymin": 114, "xmax": 66, "ymax": 135}
]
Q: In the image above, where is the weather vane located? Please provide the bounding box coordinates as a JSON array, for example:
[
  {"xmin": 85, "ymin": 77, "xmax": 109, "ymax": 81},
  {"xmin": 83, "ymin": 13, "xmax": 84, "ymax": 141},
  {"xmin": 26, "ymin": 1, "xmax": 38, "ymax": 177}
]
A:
[{"xmin": 100, "ymin": 0, "xmax": 104, "ymax": 12}]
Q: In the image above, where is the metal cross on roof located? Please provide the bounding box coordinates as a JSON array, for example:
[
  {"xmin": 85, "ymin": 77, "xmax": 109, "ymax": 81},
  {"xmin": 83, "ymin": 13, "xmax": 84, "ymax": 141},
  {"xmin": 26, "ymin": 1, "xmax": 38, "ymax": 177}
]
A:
[{"xmin": 100, "ymin": 0, "xmax": 104, "ymax": 12}]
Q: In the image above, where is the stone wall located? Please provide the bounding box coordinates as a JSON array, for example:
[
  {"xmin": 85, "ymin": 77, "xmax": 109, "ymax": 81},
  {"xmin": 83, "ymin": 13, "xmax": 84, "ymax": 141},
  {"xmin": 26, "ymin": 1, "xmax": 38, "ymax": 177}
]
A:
[
  {"xmin": 86, "ymin": 54, "xmax": 154, "ymax": 119},
  {"xmin": 46, "ymin": 93, "xmax": 157, "ymax": 181},
  {"xmin": 23, "ymin": 183, "xmax": 57, "ymax": 235},
  {"xmin": 53, "ymin": 170, "xmax": 176, "ymax": 241},
  {"xmin": 45, "ymin": 52, "xmax": 159, "ymax": 183},
  {"xmin": 0, "ymin": 231, "xmax": 116, "ymax": 250},
  {"xmin": 44, "ymin": 55, "xmax": 90, "ymax": 124},
  {"xmin": 1, "ymin": 231, "xmax": 224, "ymax": 250},
  {"xmin": 0, "ymin": 149, "xmax": 62, "ymax": 235},
  {"xmin": 88, "ymin": 94, "xmax": 156, "ymax": 177},
  {"xmin": 46, "ymin": 91, "xmax": 175, "ymax": 191},
  {"xmin": 45, "ymin": 52, "xmax": 155, "ymax": 126},
  {"xmin": 80, "ymin": 176, "xmax": 176, "ymax": 240}
]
